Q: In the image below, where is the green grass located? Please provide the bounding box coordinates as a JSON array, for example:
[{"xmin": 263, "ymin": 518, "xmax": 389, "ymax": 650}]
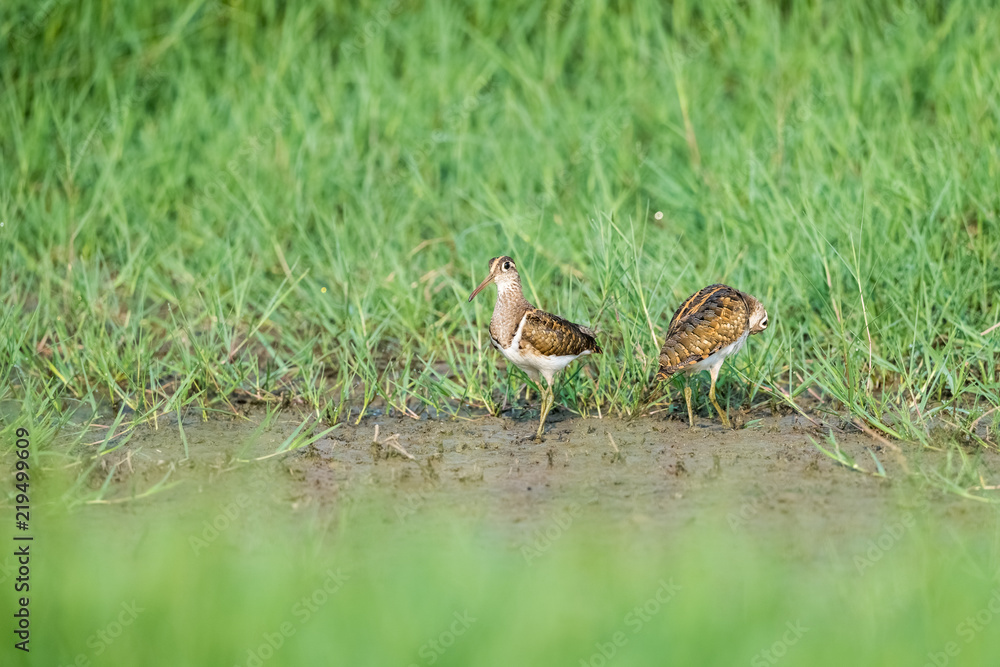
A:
[
  {"xmin": 2, "ymin": 3, "xmax": 1000, "ymax": 662},
  {"xmin": 9, "ymin": 490, "xmax": 1000, "ymax": 667},
  {"xmin": 2, "ymin": 0, "xmax": 999, "ymax": 444}
]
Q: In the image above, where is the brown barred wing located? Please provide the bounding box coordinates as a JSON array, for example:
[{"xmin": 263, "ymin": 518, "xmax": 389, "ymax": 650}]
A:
[
  {"xmin": 656, "ymin": 284, "xmax": 748, "ymax": 377},
  {"xmin": 520, "ymin": 309, "xmax": 602, "ymax": 357}
]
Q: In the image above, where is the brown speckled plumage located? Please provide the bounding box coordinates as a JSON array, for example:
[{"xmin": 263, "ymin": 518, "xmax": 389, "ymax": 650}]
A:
[
  {"xmin": 521, "ymin": 310, "xmax": 601, "ymax": 358},
  {"xmin": 655, "ymin": 284, "xmax": 768, "ymax": 427},
  {"xmin": 468, "ymin": 255, "xmax": 601, "ymax": 438},
  {"xmin": 657, "ymin": 285, "xmax": 753, "ymax": 377}
]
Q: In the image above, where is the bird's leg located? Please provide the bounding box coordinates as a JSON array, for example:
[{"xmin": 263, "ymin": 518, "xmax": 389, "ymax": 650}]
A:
[
  {"xmin": 535, "ymin": 383, "xmax": 552, "ymax": 439},
  {"xmin": 684, "ymin": 379, "xmax": 695, "ymax": 428},
  {"xmin": 708, "ymin": 364, "xmax": 730, "ymax": 428}
]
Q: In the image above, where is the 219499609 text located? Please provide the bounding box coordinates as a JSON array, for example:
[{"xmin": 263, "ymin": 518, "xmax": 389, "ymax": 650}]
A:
[{"xmin": 13, "ymin": 427, "xmax": 32, "ymax": 653}]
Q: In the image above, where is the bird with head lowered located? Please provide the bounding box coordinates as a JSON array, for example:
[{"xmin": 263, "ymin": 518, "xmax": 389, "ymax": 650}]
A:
[{"xmin": 656, "ymin": 284, "xmax": 768, "ymax": 428}]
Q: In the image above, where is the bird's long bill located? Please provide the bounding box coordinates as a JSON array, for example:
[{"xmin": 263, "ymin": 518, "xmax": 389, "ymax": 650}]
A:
[{"xmin": 468, "ymin": 274, "xmax": 493, "ymax": 302}]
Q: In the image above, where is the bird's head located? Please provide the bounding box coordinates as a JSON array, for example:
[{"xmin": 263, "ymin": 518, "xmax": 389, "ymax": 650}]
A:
[
  {"xmin": 468, "ymin": 256, "xmax": 518, "ymax": 302},
  {"xmin": 748, "ymin": 297, "xmax": 769, "ymax": 334}
]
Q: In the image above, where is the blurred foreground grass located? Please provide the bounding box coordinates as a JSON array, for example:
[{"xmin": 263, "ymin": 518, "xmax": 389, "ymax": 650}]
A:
[
  {"xmin": 4, "ymin": 491, "xmax": 998, "ymax": 667},
  {"xmin": 0, "ymin": 0, "xmax": 998, "ymax": 446}
]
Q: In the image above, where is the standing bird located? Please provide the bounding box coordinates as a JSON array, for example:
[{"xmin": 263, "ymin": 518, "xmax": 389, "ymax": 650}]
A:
[
  {"xmin": 468, "ymin": 256, "xmax": 601, "ymax": 438},
  {"xmin": 656, "ymin": 284, "xmax": 768, "ymax": 428}
]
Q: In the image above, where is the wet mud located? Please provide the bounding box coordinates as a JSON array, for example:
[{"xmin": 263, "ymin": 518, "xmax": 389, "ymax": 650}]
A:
[{"xmin": 72, "ymin": 406, "xmax": 1000, "ymax": 557}]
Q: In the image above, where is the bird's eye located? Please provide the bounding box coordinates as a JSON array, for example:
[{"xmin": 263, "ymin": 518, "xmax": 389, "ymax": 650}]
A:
[
  {"xmin": 761, "ymin": 318, "xmax": 768, "ymax": 328},
  {"xmin": 502, "ymin": 262, "xmax": 511, "ymax": 270}
]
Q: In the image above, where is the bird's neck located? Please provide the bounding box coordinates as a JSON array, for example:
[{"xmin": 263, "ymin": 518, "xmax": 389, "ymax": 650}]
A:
[{"xmin": 490, "ymin": 278, "xmax": 532, "ymax": 346}]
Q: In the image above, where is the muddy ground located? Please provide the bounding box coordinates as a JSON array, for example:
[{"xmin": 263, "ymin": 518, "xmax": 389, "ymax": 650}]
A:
[{"xmin": 76, "ymin": 404, "xmax": 1000, "ymax": 558}]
